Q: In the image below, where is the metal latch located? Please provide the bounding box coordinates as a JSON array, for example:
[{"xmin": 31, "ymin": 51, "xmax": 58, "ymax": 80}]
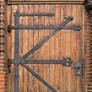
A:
[{"xmin": 73, "ymin": 62, "xmax": 83, "ymax": 76}]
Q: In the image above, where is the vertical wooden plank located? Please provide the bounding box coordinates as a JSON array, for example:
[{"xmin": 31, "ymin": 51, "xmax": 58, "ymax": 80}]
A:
[
  {"xmin": 28, "ymin": 5, "xmax": 34, "ymax": 92},
  {"xmin": 71, "ymin": 4, "xmax": 77, "ymax": 92},
  {"xmin": 44, "ymin": 4, "xmax": 50, "ymax": 92},
  {"xmin": 33, "ymin": 4, "xmax": 39, "ymax": 92},
  {"xmin": 42, "ymin": 4, "xmax": 48, "ymax": 92},
  {"xmin": 70, "ymin": 4, "xmax": 73, "ymax": 92},
  {"xmin": 7, "ymin": 5, "xmax": 11, "ymax": 59},
  {"xmin": 76, "ymin": 4, "xmax": 83, "ymax": 92},
  {"xmin": 22, "ymin": 5, "xmax": 28, "ymax": 92},
  {"xmin": 54, "ymin": 4, "xmax": 61, "ymax": 91},
  {"xmin": 26, "ymin": 5, "xmax": 29, "ymax": 92},
  {"xmin": 7, "ymin": 5, "xmax": 11, "ymax": 92},
  {"xmin": 10, "ymin": 5, "xmax": 17, "ymax": 92},
  {"xmin": 63, "ymin": 5, "xmax": 67, "ymax": 92},
  {"xmin": 38, "ymin": 4, "xmax": 45, "ymax": 92},
  {"xmin": 49, "ymin": 4, "xmax": 55, "ymax": 91},
  {"xmin": 59, "ymin": 4, "xmax": 64, "ymax": 92},
  {"xmin": 43, "ymin": 5, "xmax": 49, "ymax": 92},
  {"xmin": 82, "ymin": 5, "xmax": 85, "ymax": 92},
  {"xmin": 65, "ymin": 5, "xmax": 71, "ymax": 92}
]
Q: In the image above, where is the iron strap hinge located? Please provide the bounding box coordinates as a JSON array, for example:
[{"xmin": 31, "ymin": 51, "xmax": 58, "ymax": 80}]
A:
[
  {"xmin": 8, "ymin": 57, "xmax": 72, "ymax": 66},
  {"xmin": 8, "ymin": 11, "xmax": 81, "ymax": 32},
  {"xmin": 8, "ymin": 57, "xmax": 72, "ymax": 92},
  {"xmin": 8, "ymin": 25, "xmax": 81, "ymax": 32},
  {"xmin": 14, "ymin": 11, "xmax": 55, "ymax": 17},
  {"xmin": 8, "ymin": 11, "xmax": 82, "ymax": 92}
]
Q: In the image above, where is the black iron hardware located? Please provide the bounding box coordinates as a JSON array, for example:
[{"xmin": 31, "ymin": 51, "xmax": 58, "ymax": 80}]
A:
[
  {"xmin": 8, "ymin": 59, "xmax": 11, "ymax": 73},
  {"xmin": 22, "ymin": 64, "xmax": 57, "ymax": 92},
  {"xmin": 14, "ymin": 11, "xmax": 55, "ymax": 17},
  {"xmin": 8, "ymin": 11, "xmax": 82, "ymax": 92},
  {"xmin": 9, "ymin": 57, "xmax": 72, "ymax": 66},
  {"xmin": 8, "ymin": 25, "xmax": 81, "ymax": 32},
  {"xmin": 73, "ymin": 62, "xmax": 83, "ymax": 76},
  {"xmin": 8, "ymin": 11, "xmax": 81, "ymax": 32}
]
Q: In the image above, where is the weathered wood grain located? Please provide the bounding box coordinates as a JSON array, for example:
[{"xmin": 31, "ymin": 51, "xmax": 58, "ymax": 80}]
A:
[
  {"xmin": 44, "ymin": 4, "xmax": 50, "ymax": 92},
  {"xmin": 7, "ymin": 4, "xmax": 84, "ymax": 92},
  {"xmin": 28, "ymin": 4, "xmax": 34, "ymax": 92},
  {"xmin": 33, "ymin": 4, "xmax": 39, "ymax": 92},
  {"xmin": 71, "ymin": 4, "xmax": 77, "ymax": 92},
  {"xmin": 49, "ymin": 4, "xmax": 55, "ymax": 92}
]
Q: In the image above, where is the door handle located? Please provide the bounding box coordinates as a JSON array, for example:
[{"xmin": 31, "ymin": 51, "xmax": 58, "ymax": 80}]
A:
[{"xmin": 73, "ymin": 62, "xmax": 83, "ymax": 76}]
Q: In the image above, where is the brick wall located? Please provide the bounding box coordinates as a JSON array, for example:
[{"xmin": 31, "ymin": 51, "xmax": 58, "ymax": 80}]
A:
[{"xmin": 0, "ymin": 0, "xmax": 7, "ymax": 92}]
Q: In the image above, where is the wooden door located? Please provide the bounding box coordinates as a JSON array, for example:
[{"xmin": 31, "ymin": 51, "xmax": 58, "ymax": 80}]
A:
[{"xmin": 7, "ymin": 3, "xmax": 85, "ymax": 92}]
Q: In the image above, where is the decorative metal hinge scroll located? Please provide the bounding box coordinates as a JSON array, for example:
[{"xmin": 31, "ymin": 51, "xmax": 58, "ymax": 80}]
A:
[{"xmin": 8, "ymin": 11, "xmax": 81, "ymax": 92}]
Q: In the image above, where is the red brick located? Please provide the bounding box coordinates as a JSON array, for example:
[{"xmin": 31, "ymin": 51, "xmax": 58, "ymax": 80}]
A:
[
  {"xmin": 0, "ymin": 16, "xmax": 5, "ymax": 19},
  {"xmin": 0, "ymin": 72, "xmax": 7, "ymax": 74},
  {"xmin": 0, "ymin": 84, "xmax": 7, "ymax": 87},
  {"xmin": 0, "ymin": 24, "xmax": 5, "ymax": 26},
  {"xmin": 0, "ymin": 9, "xmax": 5, "ymax": 11},
  {"xmin": 0, "ymin": 1, "xmax": 5, "ymax": 4},
  {"xmin": 0, "ymin": 55, "xmax": 6, "ymax": 57},
  {"xmin": 0, "ymin": 69, "xmax": 7, "ymax": 72},
  {"xmin": 0, "ymin": 30, "xmax": 5, "ymax": 33},
  {"xmin": 0, "ymin": 88, "xmax": 7, "ymax": 92},
  {"xmin": 0, "ymin": 87, "xmax": 7, "ymax": 89},
  {"xmin": 0, "ymin": 80, "xmax": 6, "ymax": 82},
  {"xmin": 0, "ymin": 62, "xmax": 7, "ymax": 64},
  {"xmin": 0, "ymin": 66, "xmax": 7, "ymax": 69},
  {"xmin": 0, "ymin": 75, "xmax": 7, "ymax": 78},
  {"xmin": 0, "ymin": 73, "xmax": 7, "ymax": 76},
  {"xmin": 0, "ymin": 1, "xmax": 8, "ymax": 92}
]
